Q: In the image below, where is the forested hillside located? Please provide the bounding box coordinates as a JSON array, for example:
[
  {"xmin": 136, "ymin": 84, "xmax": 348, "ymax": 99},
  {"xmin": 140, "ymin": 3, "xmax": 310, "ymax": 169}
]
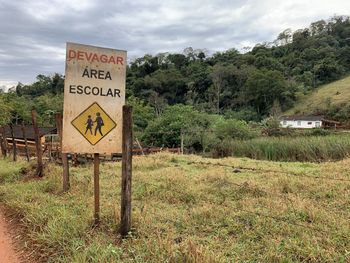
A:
[{"xmin": 1, "ymin": 15, "xmax": 350, "ymax": 129}]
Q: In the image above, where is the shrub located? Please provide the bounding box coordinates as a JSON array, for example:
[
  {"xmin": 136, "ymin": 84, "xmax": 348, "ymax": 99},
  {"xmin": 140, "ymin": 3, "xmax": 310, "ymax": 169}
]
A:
[{"xmin": 214, "ymin": 119, "xmax": 257, "ymax": 141}]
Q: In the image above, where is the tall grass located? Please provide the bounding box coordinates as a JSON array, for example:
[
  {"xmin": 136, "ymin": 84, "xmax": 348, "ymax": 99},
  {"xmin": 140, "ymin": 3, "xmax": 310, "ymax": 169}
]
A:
[
  {"xmin": 222, "ymin": 134, "xmax": 350, "ymax": 162},
  {"xmin": 0, "ymin": 158, "xmax": 26, "ymax": 183}
]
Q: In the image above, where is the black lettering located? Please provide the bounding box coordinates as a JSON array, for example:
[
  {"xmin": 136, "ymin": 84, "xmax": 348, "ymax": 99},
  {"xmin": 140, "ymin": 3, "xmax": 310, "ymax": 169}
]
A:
[
  {"xmin": 114, "ymin": 89, "xmax": 121, "ymax": 98},
  {"xmin": 91, "ymin": 69, "xmax": 97, "ymax": 79},
  {"xmin": 82, "ymin": 68, "xmax": 89, "ymax": 78},
  {"xmin": 84, "ymin": 86, "xmax": 91, "ymax": 95},
  {"xmin": 105, "ymin": 71, "xmax": 112, "ymax": 80},
  {"xmin": 100, "ymin": 87, "xmax": 106, "ymax": 96},
  {"xmin": 92, "ymin": 87, "xmax": 99, "ymax": 95},
  {"xmin": 69, "ymin": 85, "xmax": 76, "ymax": 93},
  {"xmin": 98, "ymin": 70, "xmax": 104, "ymax": 79},
  {"xmin": 77, "ymin": 85, "xmax": 83, "ymax": 94},
  {"xmin": 106, "ymin": 89, "xmax": 113, "ymax": 97}
]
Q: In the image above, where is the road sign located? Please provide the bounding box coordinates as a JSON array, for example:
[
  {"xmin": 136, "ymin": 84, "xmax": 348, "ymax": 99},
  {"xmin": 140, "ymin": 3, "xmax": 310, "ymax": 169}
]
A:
[
  {"xmin": 62, "ymin": 42, "xmax": 126, "ymax": 153},
  {"xmin": 71, "ymin": 102, "xmax": 116, "ymax": 146}
]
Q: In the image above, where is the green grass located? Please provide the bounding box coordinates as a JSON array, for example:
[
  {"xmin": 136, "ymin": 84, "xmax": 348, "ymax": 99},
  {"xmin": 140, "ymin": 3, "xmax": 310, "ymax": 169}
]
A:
[
  {"xmin": 286, "ymin": 75, "xmax": 350, "ymax": 116},
  {"xmin": 227, "ymin": 134, "xmax": 350, "ymax": 162},
  {"xmin": 0, "ymin": 158, "xmax": 27, "ymax": 183},
  {"xmin": 0, "ymin": 154, "xmax": 349, "ymax": 262}
]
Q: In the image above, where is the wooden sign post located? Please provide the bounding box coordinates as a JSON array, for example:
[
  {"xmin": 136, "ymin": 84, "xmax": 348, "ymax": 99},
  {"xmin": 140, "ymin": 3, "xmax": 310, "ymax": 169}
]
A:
[
  {"xmin": 94, "ymin": 153, "xmax": 100, "ymax": 224},
  {"xmin": 120, "ymin": 105, "xmax": 133, "ymax": 236},
  {"xmin": 61, "ymin": 42, "xmax": 127, "ymax": 226}
]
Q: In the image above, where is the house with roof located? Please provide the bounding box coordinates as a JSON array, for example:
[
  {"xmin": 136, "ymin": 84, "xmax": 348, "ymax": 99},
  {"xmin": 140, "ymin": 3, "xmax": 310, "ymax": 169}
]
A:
[{"xmin": 280, "ymin": 116, "xmax": 340, "ymax": 129}]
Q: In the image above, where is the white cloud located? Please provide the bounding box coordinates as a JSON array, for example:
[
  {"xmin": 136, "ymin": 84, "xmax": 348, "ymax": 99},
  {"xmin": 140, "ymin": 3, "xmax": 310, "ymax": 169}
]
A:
[
  {"xmin": 0, "ymin": 80, "xmax": 18, "ymax": 92},
  {"xmin": 0, "ymin": 0, "xmax": 349, "ymax": 86}
]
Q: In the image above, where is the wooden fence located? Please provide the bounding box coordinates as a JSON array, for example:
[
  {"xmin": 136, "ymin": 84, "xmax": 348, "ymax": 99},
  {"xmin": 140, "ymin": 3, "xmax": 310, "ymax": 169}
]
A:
[{"xmin": 1, "ymin": 136, "xmax": 180, "ymax": 161}]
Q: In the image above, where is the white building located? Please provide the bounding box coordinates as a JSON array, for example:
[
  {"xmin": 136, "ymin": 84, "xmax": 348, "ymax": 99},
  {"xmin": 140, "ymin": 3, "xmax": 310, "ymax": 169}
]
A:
[{"xmin": 280, "ymin": 116, "xmax": 325, "ymax": 129}]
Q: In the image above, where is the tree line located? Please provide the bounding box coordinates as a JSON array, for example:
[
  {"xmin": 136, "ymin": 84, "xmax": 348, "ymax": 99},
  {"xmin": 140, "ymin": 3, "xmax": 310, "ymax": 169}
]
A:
[{"xmin": 1, "ymin": 15, "xmax": 350, "ymax": 149}]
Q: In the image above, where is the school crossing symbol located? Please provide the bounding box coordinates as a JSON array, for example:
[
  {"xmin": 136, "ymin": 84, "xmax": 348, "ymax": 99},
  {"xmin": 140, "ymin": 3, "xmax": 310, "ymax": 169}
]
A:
[{"xmin": 71, "ymin": 102, "xmax": 116, "ymax": 145}]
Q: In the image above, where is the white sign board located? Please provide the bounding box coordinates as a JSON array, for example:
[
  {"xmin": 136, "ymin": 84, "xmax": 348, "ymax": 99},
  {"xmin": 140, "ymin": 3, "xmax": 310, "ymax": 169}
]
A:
[{"xmin": 62, "ymin": 42, "xmax": 126, "ymax": 154}]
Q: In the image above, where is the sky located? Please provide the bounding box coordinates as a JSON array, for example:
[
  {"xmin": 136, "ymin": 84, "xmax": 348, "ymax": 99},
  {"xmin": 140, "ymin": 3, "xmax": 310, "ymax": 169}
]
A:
[{"xmin": 0, "ymin": 0, "xmax": 350, "ymax": 90}]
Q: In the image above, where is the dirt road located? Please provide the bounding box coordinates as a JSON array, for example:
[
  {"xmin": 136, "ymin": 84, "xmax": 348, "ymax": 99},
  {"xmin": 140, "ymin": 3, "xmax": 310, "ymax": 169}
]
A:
[{"xmin": 0, "ymin": 209, "xmax": 21, "ymax": 263}]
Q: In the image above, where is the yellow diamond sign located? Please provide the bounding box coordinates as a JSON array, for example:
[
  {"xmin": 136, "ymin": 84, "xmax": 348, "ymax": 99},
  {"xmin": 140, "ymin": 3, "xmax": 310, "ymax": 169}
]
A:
[{"xmin": 71, "ymin": 102, "xmax": 117, "ymax": 145}]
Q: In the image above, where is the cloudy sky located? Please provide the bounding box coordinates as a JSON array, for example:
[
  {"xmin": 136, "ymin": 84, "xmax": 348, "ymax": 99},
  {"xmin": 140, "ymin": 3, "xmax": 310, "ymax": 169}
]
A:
[{"xmin": 0, "ymin": 0, "xmax": 349, "ymax": 90}]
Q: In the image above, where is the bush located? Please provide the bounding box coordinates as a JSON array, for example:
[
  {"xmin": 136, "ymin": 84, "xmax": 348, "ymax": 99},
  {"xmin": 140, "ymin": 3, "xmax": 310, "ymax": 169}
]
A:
[
  {"xmin": 142, "ymin": 105, "xmax": 213, "ymax": 148},
  {"xmin": 307, "ymin": 128, "xmax": 331, "ymax": 136},
  {"xmin": 214, "ymin": 119, "xmax": 258, "ymax": 141}
]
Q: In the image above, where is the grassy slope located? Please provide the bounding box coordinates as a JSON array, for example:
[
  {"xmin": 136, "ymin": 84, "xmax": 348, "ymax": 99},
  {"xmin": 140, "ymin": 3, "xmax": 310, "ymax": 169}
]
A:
[
  {"xmin": 286, "ymin": 75, "xmax": 350, "ymax": 116},
  {"xmin": 0, "ymin": 154, "xmax": 349, "ymax": 262}
]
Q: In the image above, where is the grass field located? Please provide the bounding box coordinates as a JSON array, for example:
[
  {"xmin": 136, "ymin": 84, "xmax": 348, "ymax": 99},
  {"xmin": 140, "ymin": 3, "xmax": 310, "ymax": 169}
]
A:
[
  {"xmin": 0, "ymin": 154, "xmax": 349, "ymax": 262},
  {"xmin": 286, "ymin": 75, "xmax": 350, "ymax": 116}
]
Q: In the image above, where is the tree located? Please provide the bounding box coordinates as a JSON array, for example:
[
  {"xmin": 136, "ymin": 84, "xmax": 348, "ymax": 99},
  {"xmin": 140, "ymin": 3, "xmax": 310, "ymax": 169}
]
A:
[
  {"xmin": 210, "ymin": 64, "xmax": 231, "ymax": 114},
  {"xmin": 243, "ymin": 70, "xmax": 288, "ymax": 116},
  {"xmin": 127, "ymin": 96, "xmax": 156, "ymax": 135},
  {"xmin": 142, "ymin": 105, "xmax": 211, "ymax": 147},
  {"xmin": 0, "ymin": 96, "xmax": 13, "ymax": 126},
  {"xmin": 276, "ymin": 28, "xmax": 292, "ymax": 46}
]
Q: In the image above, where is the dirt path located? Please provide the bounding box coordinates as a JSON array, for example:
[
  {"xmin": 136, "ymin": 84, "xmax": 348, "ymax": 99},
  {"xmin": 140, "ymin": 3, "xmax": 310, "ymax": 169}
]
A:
[{"xmin": 0, "ymin": 209, "xmax": 22, "ymax": 263}]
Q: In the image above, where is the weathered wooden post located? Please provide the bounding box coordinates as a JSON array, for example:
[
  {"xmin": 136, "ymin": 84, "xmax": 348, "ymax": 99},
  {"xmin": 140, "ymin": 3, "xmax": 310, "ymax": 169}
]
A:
[
  {"xmin": 135, "ymin": 137, "xmax": 144, "ymax": 156},
  {"xmin": 31, "ymin": 110, "xmax": 44, "ymax": 177},
  {"xmin": 0, "ymin": 136, "xmax": 4, "ymax": 158},
  {"xmin": 94, "ymin": 153, "xmax": 100, "ymax": 225},
  {"xmin": 54, "ymin": 113, "xmax": 70, "ymax": 191},
  {"xmin": 120, "ymin": 105, "xmax": 133, "ymax": 237},
  {"xmin": 9, "ymin": 124, "xmax": 17, "ymax": 161},
  {"xmin": 0, "ymin": 127, "xmax": 7, "ymax": 158},
  {"xmin": 180, "ymin": 130, "xmax": 184, "ymax": 155},
  {"xmin": 21, "ymin": 123, "xmax": 30, "ymax": 162},
  {"xmin": 48, "ymin": 135, "xmax": 52, "ymax": 162}
]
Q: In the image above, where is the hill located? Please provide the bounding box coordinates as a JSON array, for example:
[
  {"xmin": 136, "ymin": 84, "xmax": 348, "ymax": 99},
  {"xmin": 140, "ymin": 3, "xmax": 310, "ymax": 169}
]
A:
[{"xmin": 285, "ymin": 75, "xmax": 350, "ymax": 121}]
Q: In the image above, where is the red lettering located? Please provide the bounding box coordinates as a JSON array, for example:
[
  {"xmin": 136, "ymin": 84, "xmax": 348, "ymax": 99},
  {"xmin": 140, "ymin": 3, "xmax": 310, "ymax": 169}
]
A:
[
  {"xmin": 91, "ymin": 53, "xmax": 99, "ymax": 63},
  {"xmin": 108, "ymin": 56, "xmax": 116, "ymax": 64},
  {"xmin": 100, "ymin": 55, "xmax": 108, "ymax": 63},
  {"xmin": 68, "ymin": 50, "xmax": 76, "ymax": 61},
  {"xmin": 77, "ymin": 51, "xmax": 84, "ymax": 60},
  {"xmin": 85, "ymin": 52, "xmax": 93, "ymax": 62},
  {"xmin": 117, "ymin": 57, "xmax": 124, "ymax": 65},
  {"xmin": 67, "ymin": 49, "xmax": 124, "ymax": 65}
]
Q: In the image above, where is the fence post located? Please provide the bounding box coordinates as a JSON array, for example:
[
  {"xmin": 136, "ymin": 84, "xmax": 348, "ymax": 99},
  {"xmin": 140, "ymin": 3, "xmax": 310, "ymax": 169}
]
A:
[
  {"xmin": 21, "ymin": 122, "xmax": 30, "ymax": 162},
  {"xmin": 120, "ymin": 105, "xmax": 133, "ymax": 237},
  {"xmin": 94, "ymin": 153, "xmax": 100, "ymax": 225},
  {"xmin": 3, "ymin": 128, "xmax": 9, "ymax": 157},
  {"xmin": 48, "ymin": 135, "xmax": 52, "ymax": 162},
  {"xmin": 135, "ymin": 137, "xmax": 144, "ymax": 156},
  {"xmin": 54, "ymin": 113, "xmax": 70, "ymax": 191},
  {"xmin": 0, "ymin": 127, "xmax": 7, "ymax": 158},
  {"xmin": 31, "ymin": 110, "xmax": 43, "ymax": 177},
  {"xmin": 180, "ymin": 130, "xmax": 184, "ymax": 155},
  {"xmin": 9, "ymin": 124, "xmax": 17, "ymax": 162}
]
